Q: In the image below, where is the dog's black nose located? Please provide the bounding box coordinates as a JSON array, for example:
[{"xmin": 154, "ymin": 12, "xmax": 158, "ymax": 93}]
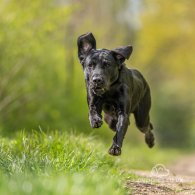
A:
[{"xmin": 92, "ymin": 76, "xmax": 104, "ymax": 85}]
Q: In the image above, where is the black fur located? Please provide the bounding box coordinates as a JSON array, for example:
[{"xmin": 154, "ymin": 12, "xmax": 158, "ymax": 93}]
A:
[{"xmin": 77, "ymin": 32, "xmax": 154, "ymax": 156}]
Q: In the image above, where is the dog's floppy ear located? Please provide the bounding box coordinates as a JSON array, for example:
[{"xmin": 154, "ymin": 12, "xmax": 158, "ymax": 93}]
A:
[
  {"xmin": 77, "ymin": 32, "xmax": 96, "ymax": 63},
  {"xmin": 112, "ymin": 45, "xmax": 133, "ymax": 65}
]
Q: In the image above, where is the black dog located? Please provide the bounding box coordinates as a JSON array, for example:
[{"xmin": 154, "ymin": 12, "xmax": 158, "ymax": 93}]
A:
[{"xmin": 77, "ymin": 32, "xmax": 154, "ymax": 156}]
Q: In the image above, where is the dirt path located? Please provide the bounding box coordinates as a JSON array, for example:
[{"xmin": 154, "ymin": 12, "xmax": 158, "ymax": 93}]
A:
[{"xmin": 127, "ymin": 155, "xmax": 195, "ymax": 194}]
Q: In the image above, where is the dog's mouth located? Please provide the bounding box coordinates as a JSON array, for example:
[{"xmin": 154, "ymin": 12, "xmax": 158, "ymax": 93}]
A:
[{"xmin": 92, "ymin": 87, "xmax": 106, "ymax": 96}]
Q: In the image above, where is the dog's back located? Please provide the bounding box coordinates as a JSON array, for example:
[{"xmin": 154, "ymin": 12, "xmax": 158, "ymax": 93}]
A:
[{"xmin": 119, "ymin": 66, "xmax": 150, "ymax": 112}]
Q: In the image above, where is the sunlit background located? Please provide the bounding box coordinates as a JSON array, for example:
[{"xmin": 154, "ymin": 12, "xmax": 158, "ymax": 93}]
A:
[{"xmin": 0, "ymin": 0, "xmax": 194, "ymax": 149}]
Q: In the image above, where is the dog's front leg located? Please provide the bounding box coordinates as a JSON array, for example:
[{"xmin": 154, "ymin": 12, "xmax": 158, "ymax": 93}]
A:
[
  {"xmin": 109, "ymin": 111, "xmax": 129, "ymax": 156},
  {"xmin": 88, "ymin": 93, "xmax": 103, "ymax": 128},
  {"xmin": 89, "ymin": 104, "xmax": 103, "ymax": 128}
]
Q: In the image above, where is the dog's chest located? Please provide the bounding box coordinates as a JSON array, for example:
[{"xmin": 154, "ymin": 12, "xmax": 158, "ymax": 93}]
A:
[
  {"xmin": 102, "ymin": 86, "xmax": 122, "ymax": 115},
  {"xmin": 102, "ymin": 96, "xmax": 118, "ymax": 116},
  {"xmin": 103, "ymin": 102, "xmax": 116, "ymax": 116}
]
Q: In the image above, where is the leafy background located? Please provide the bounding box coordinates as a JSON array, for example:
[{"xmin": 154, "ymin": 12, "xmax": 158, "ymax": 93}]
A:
[{"xmin": 0, "ymin": 0, "xmax": 194, "ymax": 147}]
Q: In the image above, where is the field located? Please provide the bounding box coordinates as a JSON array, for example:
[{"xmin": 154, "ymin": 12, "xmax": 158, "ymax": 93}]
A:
[{"xmin": 0, "ymin": 130, "xmax": 182, "ymax": 195}]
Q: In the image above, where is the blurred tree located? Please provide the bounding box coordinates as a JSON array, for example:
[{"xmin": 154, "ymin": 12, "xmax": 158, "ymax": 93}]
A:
[
  {"xmin": 132, "ymin": 0, "xmax": 195, "ymax": 147},
  {"xmin": 0, "ymin": 0, "xmax": 74, "ymax": 133}
]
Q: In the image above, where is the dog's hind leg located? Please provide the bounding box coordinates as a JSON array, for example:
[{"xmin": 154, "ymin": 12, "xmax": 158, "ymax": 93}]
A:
[{"xmin": 133, "ymin": 91, "xmax": 155, "ymax": 148}]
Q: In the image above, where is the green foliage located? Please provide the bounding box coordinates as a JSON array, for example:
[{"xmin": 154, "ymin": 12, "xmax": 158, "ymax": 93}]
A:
[
  {"xmin": 0, "ymin": 130, "xmax": 125, "ymax": 195},
  {"xmin": 154, "ymin": 94, "xmax": 192, "ymax": 147},
  {"xmin": 0, "ymin": 131, "xmax": 112, "ymax": 174},
  {"xmin": 0, "ymin": 129, "xmax": 183, "ymax": 194},
  {"xmin": 0, "ymin": 0, "xmax": 194, "ymax": 146},
  {"xmin": 0, "ymin": 174, "xmax": 124, "ymax": 195},
  {"xmin": 132, "ymin": 0, "xmax": 195, "ymax": 147},
  {"xmin": 0, "ymin": 129, "xmax": 184, "ymax": 194},
  {"xmin": 0, "ymin": 0, "xmax": 67, "ymax": 131}
]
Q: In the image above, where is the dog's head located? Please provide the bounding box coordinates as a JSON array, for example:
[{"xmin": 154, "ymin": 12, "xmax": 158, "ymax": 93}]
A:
[{"xmin": 77, "ymin": 32, "xmax": 133, "ymax": 96}]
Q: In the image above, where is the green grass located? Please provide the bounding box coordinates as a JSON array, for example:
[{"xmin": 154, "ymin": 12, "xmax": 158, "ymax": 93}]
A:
[
  {"xmin": 0, "ymin": 130, "xmax": 182, "ymax": 195},
  {"xmin": 0, "ymin": 130, "xmax": 125, "ymax": 195}
]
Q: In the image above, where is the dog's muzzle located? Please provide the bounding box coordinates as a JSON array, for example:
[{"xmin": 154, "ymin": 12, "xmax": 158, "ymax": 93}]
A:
[
  {"xmin": 91, "ymin": 75, "xmax": 106, "ymax": 96},
  {"xmin": 92, "ymin": 75, "xmax": 104, "ymax": 86}
]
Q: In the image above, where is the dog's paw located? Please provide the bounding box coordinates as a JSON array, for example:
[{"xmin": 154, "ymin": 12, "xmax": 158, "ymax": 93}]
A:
[
  {"xmin": 89, "ymin": 115, "xmax": 103, "ymax": 128},
  {"xmin": 108, "ymin": 144, "xmax": 121, "ymax": 156},
  {"xmin": 145, "ymin": 131, "xmax": 155, "ymax": 148}
]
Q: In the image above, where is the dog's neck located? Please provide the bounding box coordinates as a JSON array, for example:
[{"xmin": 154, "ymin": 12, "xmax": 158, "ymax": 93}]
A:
[{"xmin": 110, "ymin": 65, "xmax": 124, "ymax": 87}]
